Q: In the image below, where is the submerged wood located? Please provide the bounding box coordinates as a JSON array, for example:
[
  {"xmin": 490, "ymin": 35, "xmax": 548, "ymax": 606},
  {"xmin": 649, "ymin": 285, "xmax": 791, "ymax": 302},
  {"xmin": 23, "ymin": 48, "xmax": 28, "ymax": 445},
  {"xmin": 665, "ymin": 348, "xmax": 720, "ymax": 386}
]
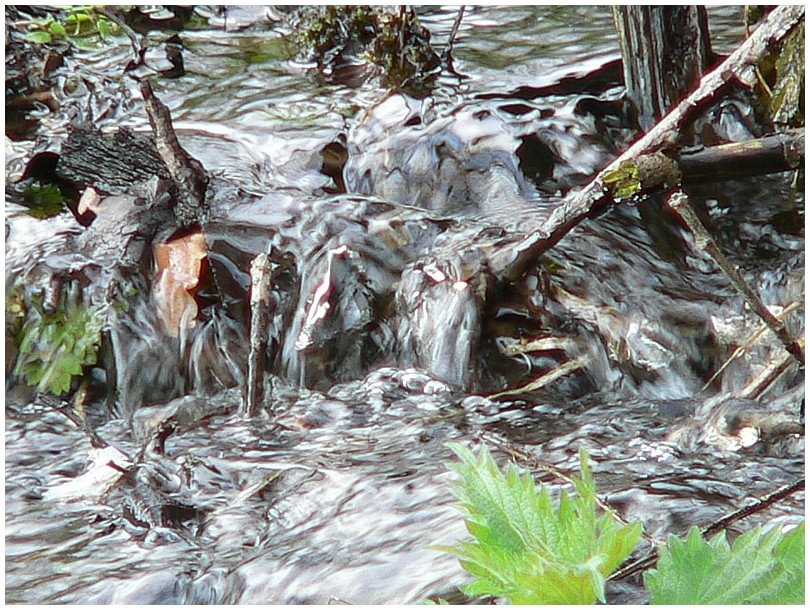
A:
[
  {"xmin": 139, "ymin": 78, "xmax": 208, "ymax": 227},
  {"xmin": 57, "ymin": 127, "xmax": 172, "ymax": 196},
  {"xmin": 244, "ymin": 249, "xmax": 275, "ymax": 417}
]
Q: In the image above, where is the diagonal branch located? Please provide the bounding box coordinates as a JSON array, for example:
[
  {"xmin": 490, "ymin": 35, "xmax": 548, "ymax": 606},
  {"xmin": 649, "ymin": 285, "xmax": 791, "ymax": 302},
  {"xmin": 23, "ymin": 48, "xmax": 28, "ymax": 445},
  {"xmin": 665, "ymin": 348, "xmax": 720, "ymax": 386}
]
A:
[{"xmin": 506, "ymin": 5, "xmax": 804, "ymax": 271}]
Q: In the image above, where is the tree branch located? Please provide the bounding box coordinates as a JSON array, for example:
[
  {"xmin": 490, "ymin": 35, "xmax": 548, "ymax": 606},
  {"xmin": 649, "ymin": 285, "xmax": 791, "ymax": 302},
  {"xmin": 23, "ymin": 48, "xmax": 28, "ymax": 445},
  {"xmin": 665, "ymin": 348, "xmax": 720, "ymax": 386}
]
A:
[
  {"xmin": 513, "ymin": 5, "xmax": 804, "ymax": 262},
  {"xmin": 676, "ymin": 128, "xmax": 804, "ymax": 183},
  {"xmin": 667, "ymin": 190, "xmax": 804, "ymax": 364}
]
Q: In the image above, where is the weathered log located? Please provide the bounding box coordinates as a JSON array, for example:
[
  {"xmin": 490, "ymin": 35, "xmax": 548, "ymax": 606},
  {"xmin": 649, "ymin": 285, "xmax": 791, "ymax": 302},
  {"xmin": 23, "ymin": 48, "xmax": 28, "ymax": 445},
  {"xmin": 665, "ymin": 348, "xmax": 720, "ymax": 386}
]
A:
[
  {"xmin": 602, "ymin": 129, "xmax": 804, "ymax": 198},
  {"xmin": 676, "ymin": 128, "xmax": 804, "ymax": 183},
  {"xmin": 613, "ymin": 6, "xmax": 712, "ymax": 131},
  {"xmin": 57, "ymin": 126, "xmax": 171, "ymax": 195}
]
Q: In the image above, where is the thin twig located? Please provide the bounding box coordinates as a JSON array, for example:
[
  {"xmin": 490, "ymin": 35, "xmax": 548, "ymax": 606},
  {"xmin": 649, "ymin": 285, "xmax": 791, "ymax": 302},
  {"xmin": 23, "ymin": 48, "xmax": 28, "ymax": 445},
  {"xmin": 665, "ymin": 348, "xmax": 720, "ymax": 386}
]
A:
[
  {"xmin": 741, "ymin": 336, "xmax": 805, "ymax": 399},
  {"xmin": 667, "ymin": 190, "xmax": 804, "ymax": 364},
  {"xmin": 243, "ymin": 247, "xmax": 276, "ymax": 417},
  {"xmin": 487, "ymin": 354, "xmax": 591, "ymax": 400},
  {"xmin": 446, "ymin": 6, "xmax": 465, "ymax": 55},
  {"xmin": 701, "ymin": 477, "xmax": 805, "ymax": 539},
  {"xmin": 701, "ymin": 302, "xmax": 801, "ymax": 393},
  {"xmin": 610, "ymin": 477, "xmax": 805, "ymax": 582},
  {"xmin": 39, "ymin": 394, "xmax": 112, "ymax": 450}
]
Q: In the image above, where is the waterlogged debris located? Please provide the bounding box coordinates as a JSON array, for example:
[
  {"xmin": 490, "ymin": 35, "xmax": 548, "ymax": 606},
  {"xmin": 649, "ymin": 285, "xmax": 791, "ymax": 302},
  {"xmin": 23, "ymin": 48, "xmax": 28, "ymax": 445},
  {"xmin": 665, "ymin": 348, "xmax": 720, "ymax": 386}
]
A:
[
  {"xmin": 288, "ymin": 5, "xmax": 440, "ymax": 93},
  {"xmin": 152, "ymin": 230, "xmax": 208, "ymax": 338},
  {"xmin": 43, "ymin": 445, "xmax": 132, "ymax": 502}
]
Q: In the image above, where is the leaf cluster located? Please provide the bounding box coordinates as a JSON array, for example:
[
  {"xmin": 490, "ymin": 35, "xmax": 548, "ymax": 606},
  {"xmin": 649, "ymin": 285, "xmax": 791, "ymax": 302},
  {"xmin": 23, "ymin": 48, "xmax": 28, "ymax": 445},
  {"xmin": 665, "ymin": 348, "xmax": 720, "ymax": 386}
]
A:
[
  {"xmin": 645, "ymin": 522, "xmax": 805, "ymax": 604},
  {"xmin": 21, "ymin": 180, "xmax": 70, "ymax": 218},
  {"xmin": 26, "ymin": 6, "xmax": 120, "ymax": 48},
  {"xmin": 443, "ymin": 444, "xmax": 642, "ymax": 604},
  {"xmin": 12, "ymin": 283, "xmax": 105, "ymax": 395},
  {"xmin": 443, "ymin": 443, "xmax": 805, "ymax": 605}
]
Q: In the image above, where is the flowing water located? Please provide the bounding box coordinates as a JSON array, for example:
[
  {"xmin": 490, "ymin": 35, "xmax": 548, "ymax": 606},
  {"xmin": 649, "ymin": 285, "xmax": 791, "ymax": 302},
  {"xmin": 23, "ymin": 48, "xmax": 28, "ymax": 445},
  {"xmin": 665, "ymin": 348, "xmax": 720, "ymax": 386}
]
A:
[{"xmin": 5, "ymin": 6, "xmax": 804, "ymax": 604}]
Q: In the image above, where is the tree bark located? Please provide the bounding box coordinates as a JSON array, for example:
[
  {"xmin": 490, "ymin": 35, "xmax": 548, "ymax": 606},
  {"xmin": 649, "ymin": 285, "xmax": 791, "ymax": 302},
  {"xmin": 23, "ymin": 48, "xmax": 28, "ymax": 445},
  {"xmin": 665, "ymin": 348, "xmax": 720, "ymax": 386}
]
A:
[
  {"xmin": 676, "ymin": 128, "xmax": 804, "ymax": 183},
  {"xmin": 613, "ymin": 6, "xmax": 713, "ymax": 132}
]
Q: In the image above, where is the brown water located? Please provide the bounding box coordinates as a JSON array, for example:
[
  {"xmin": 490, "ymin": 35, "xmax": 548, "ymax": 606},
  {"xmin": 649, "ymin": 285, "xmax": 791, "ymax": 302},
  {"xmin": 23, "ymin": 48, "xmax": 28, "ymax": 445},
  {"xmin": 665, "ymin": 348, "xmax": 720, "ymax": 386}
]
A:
[{"xmin": 5, "ymin": 6, "xmax": 804, "ymax": 604}]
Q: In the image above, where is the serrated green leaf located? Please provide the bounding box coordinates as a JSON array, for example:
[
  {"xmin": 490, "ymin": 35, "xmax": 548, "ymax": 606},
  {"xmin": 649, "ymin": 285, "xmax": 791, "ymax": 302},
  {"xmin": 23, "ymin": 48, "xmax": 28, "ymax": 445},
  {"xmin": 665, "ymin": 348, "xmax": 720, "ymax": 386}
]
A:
[
  {"xmin": 646, "ymin": 522, "xmax": 805, "ymax": 604},
  {"xmin": 444, "ymin": 444, "xmax": 643, "ymax": 604},
  {"xmin": 12, "ymin": 285, "xmax": 104, "ymax": 396}
]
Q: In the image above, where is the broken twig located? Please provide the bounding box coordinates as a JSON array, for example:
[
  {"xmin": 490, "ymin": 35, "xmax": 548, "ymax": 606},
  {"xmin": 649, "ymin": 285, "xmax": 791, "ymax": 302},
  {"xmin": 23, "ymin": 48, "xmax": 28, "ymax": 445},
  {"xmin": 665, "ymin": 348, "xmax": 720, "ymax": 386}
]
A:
[
  {"xmin": 243, "ymin": 248, "xmax": 276, "ymax": 417},
  {"xmin": 667, "ymin": 190, "xmax": 804, "ymax": 365},
  {"xmin": 610, "ymin": 476, "xmax": 805, "ymax": 582}
]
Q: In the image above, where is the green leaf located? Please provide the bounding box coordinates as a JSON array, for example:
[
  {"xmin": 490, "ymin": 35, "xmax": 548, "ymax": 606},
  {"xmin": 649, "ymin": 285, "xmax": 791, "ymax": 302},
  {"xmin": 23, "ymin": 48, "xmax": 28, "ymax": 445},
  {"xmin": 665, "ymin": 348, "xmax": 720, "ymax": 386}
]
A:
[
  {"xmin": 22, "ymin": 181, "xmax": 69, "ymax": 218},
  {"xmin": 26, "ymin": 31, "xmax": 53, "ymax": 44},
  {"xmin": 48, "ymin": 21, "xmax": 67, "ymax": 38},
  {"xmin": 645, "ymin": 523, "xmax": 805, "ymax": 604},
  {"xmin": 97, "ymin": 18, "xmax": 111, "ymax": 40},
  {"xmin": 12, "ymin": 286, "xmax": 105, "ymax": 396},
  {"xmin": 444, "ymin": 444, "xmax": 643, "ymax": 604}
]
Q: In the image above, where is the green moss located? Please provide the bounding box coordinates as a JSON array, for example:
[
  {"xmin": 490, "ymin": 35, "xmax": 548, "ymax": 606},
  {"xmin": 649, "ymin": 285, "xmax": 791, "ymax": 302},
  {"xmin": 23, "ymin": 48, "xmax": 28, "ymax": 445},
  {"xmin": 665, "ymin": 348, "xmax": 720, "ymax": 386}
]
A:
[
  {"xmin": 770, "ymin": 20, "xmax": 804, "ymax": 128},
  {"xmin": 602, "ymin": 160, "xmax": 641, "ymax": 200}
]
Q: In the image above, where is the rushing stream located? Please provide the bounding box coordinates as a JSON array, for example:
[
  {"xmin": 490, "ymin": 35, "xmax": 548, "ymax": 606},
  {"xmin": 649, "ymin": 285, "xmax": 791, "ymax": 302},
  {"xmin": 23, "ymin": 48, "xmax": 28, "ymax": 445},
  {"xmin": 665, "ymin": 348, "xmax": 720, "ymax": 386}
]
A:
[{"xmin": 5, "ymin": 6, "xmax": 804, "ymax": 604}]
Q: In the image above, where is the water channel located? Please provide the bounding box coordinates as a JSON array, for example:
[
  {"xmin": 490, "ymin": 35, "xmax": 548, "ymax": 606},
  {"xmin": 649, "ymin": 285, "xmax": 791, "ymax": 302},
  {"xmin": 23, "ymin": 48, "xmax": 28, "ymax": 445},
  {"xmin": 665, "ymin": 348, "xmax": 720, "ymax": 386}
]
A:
[{"xmin": 5, "ymin": 6, "xmax": 804, "ymax": 604}]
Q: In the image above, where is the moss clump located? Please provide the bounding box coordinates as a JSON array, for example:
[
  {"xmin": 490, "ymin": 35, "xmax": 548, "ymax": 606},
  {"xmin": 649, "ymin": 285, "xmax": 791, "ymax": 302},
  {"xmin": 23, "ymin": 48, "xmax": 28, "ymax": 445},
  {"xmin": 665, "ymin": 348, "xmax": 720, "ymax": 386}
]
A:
[
  {"xmin": 25, "ymin": 6, "xmax": 121, "ymax": 48},
  {"xmin": 289, "ymin": 5, "xmax": 440, "ymax": 94}
]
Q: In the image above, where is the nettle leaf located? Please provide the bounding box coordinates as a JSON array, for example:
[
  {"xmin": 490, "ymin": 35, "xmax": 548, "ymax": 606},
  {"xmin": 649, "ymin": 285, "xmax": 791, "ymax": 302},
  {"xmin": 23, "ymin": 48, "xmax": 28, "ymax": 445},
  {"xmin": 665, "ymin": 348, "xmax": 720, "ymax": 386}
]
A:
[
  {"xmin": 445, "ymin": 444, "xmax": 643, "ymax": 605},
  {"xmin": 13, "ymin": 286, "xmax": 105, "ymax": 396},
  {"xmin": 645, "ymin": 522, "xmax": 805, "ymax": 605}
]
